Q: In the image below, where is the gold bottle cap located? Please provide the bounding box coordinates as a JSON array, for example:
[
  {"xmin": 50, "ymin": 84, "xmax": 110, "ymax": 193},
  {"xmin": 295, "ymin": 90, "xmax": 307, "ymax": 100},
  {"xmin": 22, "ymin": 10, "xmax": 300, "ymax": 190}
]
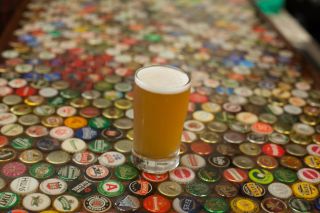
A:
[
  {"xmin": 70, "ymin": 98, "xmax": 90, "ymax": 108},
  {"xmin": 2, "ymin": 95, "xmax": 22, "ymax": 105},
  {"xmin": 41, "ymin": 115, "xmax": 64, "ymax": 127},
  {"xmin": 18, "ymin": 114, "xmax": 40, "ymax": 126},
  {"xmin": 114, "ymin": 139, "xmax": 133, "ymax": 154},
  {"xmin": 114, "ymin": 99, "xmax": 132, "ymax": 110},
  {"xmin": 280, "ymin": 155, "xmax": 302, "ymax": 170},
  {"xmin": 257, "ymin": 155, "xmax": 278, "ymax": 169},
  {"xmin": 19, "ymin": 149, "xmax": 43, "ymax": 164},
  {"xmin": 102, "ymin": 107, "xmax": 124, "ymax": 119},
  {"xmin": 239, "ymin": 143, "xmax": 261, "ymax": 156},
  {"xmin": 126, "ymin": 129, "xmax": 134, "ymax": 140},
  {"xmin": 1, "ymin": 123, "xmax": 23, "ymax": 136},
  {"xmin": 158, "ymin": 181, "xmax": 183, "ymax": 197},
  {"xmin": 46, "ymin": 150, "xmax": 71, "ymax": 165},
  {"xmin": 24, "ymin": 95, "xmax": 44, "ymax": 106},
  {"xmin": 10, "ymin": 104, "xmax": 32, "ymax": 115},
  {"xmin": 0, "ymin": 148, "xmax": 17, "ymax": 162}
]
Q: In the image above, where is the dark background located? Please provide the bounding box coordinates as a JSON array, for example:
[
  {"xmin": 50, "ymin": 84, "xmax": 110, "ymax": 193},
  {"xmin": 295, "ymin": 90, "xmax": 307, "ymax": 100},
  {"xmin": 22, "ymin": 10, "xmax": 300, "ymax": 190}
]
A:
[{"xmin": 286, "ymin": 0, "xmax": 320, "ymax": 44}]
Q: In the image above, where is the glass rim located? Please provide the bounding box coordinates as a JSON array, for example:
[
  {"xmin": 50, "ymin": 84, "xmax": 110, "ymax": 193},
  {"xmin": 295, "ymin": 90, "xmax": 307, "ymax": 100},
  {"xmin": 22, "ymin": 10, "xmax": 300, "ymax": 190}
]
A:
[{"xmin": 134, "ymin": 65, "xmax": 191, "ymax": 94}]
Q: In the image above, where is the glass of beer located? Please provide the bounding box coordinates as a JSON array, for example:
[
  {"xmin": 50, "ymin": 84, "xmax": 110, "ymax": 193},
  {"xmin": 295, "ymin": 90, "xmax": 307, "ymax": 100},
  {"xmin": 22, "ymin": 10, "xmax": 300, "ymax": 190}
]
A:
[{"xmin": 132, "ymin": 65, "xmax": 191, "ymax": 174}]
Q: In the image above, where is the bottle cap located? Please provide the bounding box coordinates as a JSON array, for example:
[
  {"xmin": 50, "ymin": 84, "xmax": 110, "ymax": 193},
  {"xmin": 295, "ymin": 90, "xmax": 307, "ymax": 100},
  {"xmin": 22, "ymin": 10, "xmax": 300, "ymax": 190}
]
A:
[
  {"xmin": 180, "ymin": 154, "xmax": 206, "ymax": 170},
  {"xmin": 19, "ymin": 149, "xmax": 43, "ymax": 164},
  {"xmin": 268, "ymin": 182, "xmax": 292, "ymax": 199},
  {"xmin": 85, "ymin": 165, "xmax": 110, "ymax": 181},
  {"xmin": 69, "ymin": 180, "xmax": 96, "ymax": 198},
  {"xmin": 39, "ymin": 178, "xmax": 68, "ymax": 195},
  {"xmin": 157, "ymin": 181, "xmax": 182, "ymax": 197},
  {"xmin": 83, "ymin": 194, "xmax": 112, "ymax": 213},
  {"xmin": 142, "ymin": 172, "xmax": 168, "ymax": 183},
  {"xmin": 274, "ymin": 168, "xmax": 298, "ymax": 183},
  {"xmin": 98, "ymin": 179, "xmax": 125, "ymax": 197},
  {"xmin": 297, "ymin": 168, "xmax": 320, "ymax": 184},
  {"xmin": 292, "ymin": 181, "xmax": 319, "ymax": 200},
  {"xmin": 230, "ymin": 197, "xmax": 259, "ymax": 213},
  {"xmin": 262, "ymin": 143, "xmax": 285, "ymax": 157},
  {"xmin": 10, "ymin": 176, "xmax": 39, "ymax": 195},
  {"xmin": 306, "ymin": 144, "xmax": 320, "ymax": 157},
  {"xmin": 46, "ymin": 150, "xmax": 71, "ymax": 164},
  {"xmin": 61, "ymin": 138, "xmax": 87, "ymax": 153},
  {"xmin": 248, "ymin": 169, "xmax": 274, "ymax": 184},
  {"xmin": 172, "ymin": 196, "xmax": 202, "ymax": 213},
  {"xmin": 57, "ymin": 165, "xmax": 81, "ymax": 181},
  {"xmin": 72, "ymin": 151, "xmax": 97, "ymax": 166},
  {"xmin": 186, "ymin": 181, "xmax": 210, "ymax": 197},
  {"xmin": 143, "ymin": 195, "xmax": 171, "ymax": 213},
  {"xmin": 1, "ymin": 161, "xmax": 26, "ymax": 178},
  {"xmin": 36, "ymin": 137, "xmax": 60, "ymax": 152},
  {"xmin": 232, "ymin": 155, "xmax": 255, "ymax": 169},
  {"xmin": 261, "ymin": 197, "xmax": 287, "ymax": 213},
  {"xmin": 74, "ymin": 126, "xmax": 98, "ymax": 141},
  {"xmin": 115, "ymin": 194, "xmax": 140, "ymax": 212},
  {"xmin": 29, "ymin": 162, "xmax": 54, "ymax": 179},
  {"xmin": 208, "ymin": 155, "xmax": 230, "ymax": 168},
  {"xmin": 98, "ymin": 151, "xmax": 125, "ymax": 167},
  {"xmin": 257, "ymin": 155, "xmax": 278, "ymax": 169},
  {"xmin": 288, "ymin": 198, "xmax": 312, "ymax": 213},
  {"xmin": 22, "ymin": 193, "xmax": 51, "ymax": 212},
  {"xmin": 241, "ymin": 182, "xmax": 265, "ymax": 198},
  {"xmin": 53, "ymin": 195, "xmax": 79, "ymax": 212},
  {"xmin": 88, "ymin": 138, "xmax": 111, "ymax": 153},
  {"xmin": 0, "ymin": 192, "xmax": 19, "ymax": 210},
  {"xmin": 129, "ymin": 179, "xmax": 153, "ymax": 196},
  {"xmin": 204, "ymin": 197, "xmax": 229, "ymax": 213},
  {"xmin": 115, "ymin": 164, "xmax": 138, "ymax": 180},
  {"xmin": 223, "ymin": 168, "xmax": 248, "ymax": 183},
  {"xmin": 0, "ymin": 148, "xmax": 17, "ymax": 162},
  {"xmin": 197, "ymin": 166, "xmax": 221, "ymax": 183},
  {"xmin": 49, "ymin": 126, "xmax": 74, "ymax": 140},
  {"xmin": 114, "ymin": 139, "xmax": 133, "ymax": 154},
  {"xmin": 169, "ymin": 167, "xmax": 195, "ymax": 184},
  {"xmin": 214, "ymin": 182, "xmax": 238, "ymax": 198}
]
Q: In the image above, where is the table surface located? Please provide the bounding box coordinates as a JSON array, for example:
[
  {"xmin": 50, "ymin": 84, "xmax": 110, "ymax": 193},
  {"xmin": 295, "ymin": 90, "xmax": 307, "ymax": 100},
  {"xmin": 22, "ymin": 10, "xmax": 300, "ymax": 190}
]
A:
[{"xmin": 0, "ymin": 0, "xmax": 320, "ymax": 212}]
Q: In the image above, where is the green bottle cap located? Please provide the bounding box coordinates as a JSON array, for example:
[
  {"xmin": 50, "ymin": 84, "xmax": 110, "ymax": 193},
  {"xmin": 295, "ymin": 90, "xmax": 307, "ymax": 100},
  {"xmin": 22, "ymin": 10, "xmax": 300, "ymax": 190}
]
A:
[
  {"xmin": 89, "ymin": 117, "xmax": 111, "ymax": 130},
  {"xmin": 186, "ymin": 181, "xmax": 210, "ymax": 197},
  {"xmin": 115, "ymin": 164, "xmax": 139, "ymax": 181},
  {"xmin": 98, "ymin": 179, "xmax": 125, "ymax": 198},
  {"xmin": 248, "ymin": 169, "xmax": 274, "ymax": 185},
  {"xmin": 60, "ymin": 89, "xmax": 80, "ymax": 99},
  {"xmin": 88, "ymin": 138, "xmax": 112, "ymax": 153},
  {"xmin": 204, "ymin": 197, "xmax": 229, "ymax": 213},
  {"xmin": 197, "ymin": 167, "xmax": 221, "ymax": 183},
  {"xmin": 274, "ymin": 168, "xmax": 298, "ymax": 183},
  {"xmin": 29, "ymin": 162, "xmax": 55, "ymax": 179},
  {"xmin": 11, "ymin": 137, "xmax": 33, "ymax": 150},
  {"xmin": 144, "ymin": 33, "xmax": 161, "ymax": 42},
  {"xmin": 0, "ymin": 192, "xmax": 19, "ymax": 210},
  {"xmin": 48, "ymin": 96, "xmax": 65, "ymax": 106},
  {"xmin": 94, "ymin": 81, "xmax": 113, "ymax": 92}
]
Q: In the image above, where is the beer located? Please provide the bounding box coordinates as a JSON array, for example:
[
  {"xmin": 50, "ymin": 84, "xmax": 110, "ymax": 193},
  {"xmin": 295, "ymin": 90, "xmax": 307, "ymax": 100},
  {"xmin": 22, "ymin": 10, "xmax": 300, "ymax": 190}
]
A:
[{"xmin": 133, "ymin": 65, "xmax": 190, "ymax": 173}]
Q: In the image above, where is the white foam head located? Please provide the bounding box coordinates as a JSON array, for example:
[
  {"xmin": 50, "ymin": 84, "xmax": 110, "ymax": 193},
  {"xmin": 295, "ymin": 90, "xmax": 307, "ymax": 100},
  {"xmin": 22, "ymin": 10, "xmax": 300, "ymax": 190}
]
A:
[{"xmin": 135, "ymin": 65, "xmax": 190, "ymax": 94}]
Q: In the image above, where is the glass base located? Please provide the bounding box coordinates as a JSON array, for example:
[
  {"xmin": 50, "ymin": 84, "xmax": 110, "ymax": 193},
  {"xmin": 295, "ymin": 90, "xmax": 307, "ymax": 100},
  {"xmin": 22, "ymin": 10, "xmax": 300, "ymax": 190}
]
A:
[{"xmin": 131, "ymin": 150, "xmax": 180, "ymax": 174}]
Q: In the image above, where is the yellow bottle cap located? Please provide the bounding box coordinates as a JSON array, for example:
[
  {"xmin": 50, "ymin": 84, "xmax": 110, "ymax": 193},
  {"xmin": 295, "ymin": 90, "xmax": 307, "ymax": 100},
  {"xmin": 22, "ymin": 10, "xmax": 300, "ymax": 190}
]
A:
[
  {"xmin": 292, "ymin": 181, "xmax": 319, "ymax": 200},
  {"xmin": 64, "ymin": 116, "xmax": 87, "ymax": 129}
]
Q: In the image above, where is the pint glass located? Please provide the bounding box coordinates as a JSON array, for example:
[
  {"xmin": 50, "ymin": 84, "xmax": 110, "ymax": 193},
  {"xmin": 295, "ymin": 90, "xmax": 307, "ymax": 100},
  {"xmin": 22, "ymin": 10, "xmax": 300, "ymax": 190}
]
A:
[{"xmin": 132, "ymin": 65, "xmax": 191, "ymax": 173}]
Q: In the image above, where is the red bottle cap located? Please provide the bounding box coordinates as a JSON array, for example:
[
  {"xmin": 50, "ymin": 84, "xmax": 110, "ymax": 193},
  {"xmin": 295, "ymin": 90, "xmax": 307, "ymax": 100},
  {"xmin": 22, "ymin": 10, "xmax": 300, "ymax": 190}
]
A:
[
  {"xmin": 223, "ymin": 168, "xmax": 248, "ymax": 183},
  {"xmin": 143, "ymin": 194, "xmax": 171, "ymax": 213},
  {"xmin": 262, "ymin": 143, "xmax": 285, "ymax": 158}
]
